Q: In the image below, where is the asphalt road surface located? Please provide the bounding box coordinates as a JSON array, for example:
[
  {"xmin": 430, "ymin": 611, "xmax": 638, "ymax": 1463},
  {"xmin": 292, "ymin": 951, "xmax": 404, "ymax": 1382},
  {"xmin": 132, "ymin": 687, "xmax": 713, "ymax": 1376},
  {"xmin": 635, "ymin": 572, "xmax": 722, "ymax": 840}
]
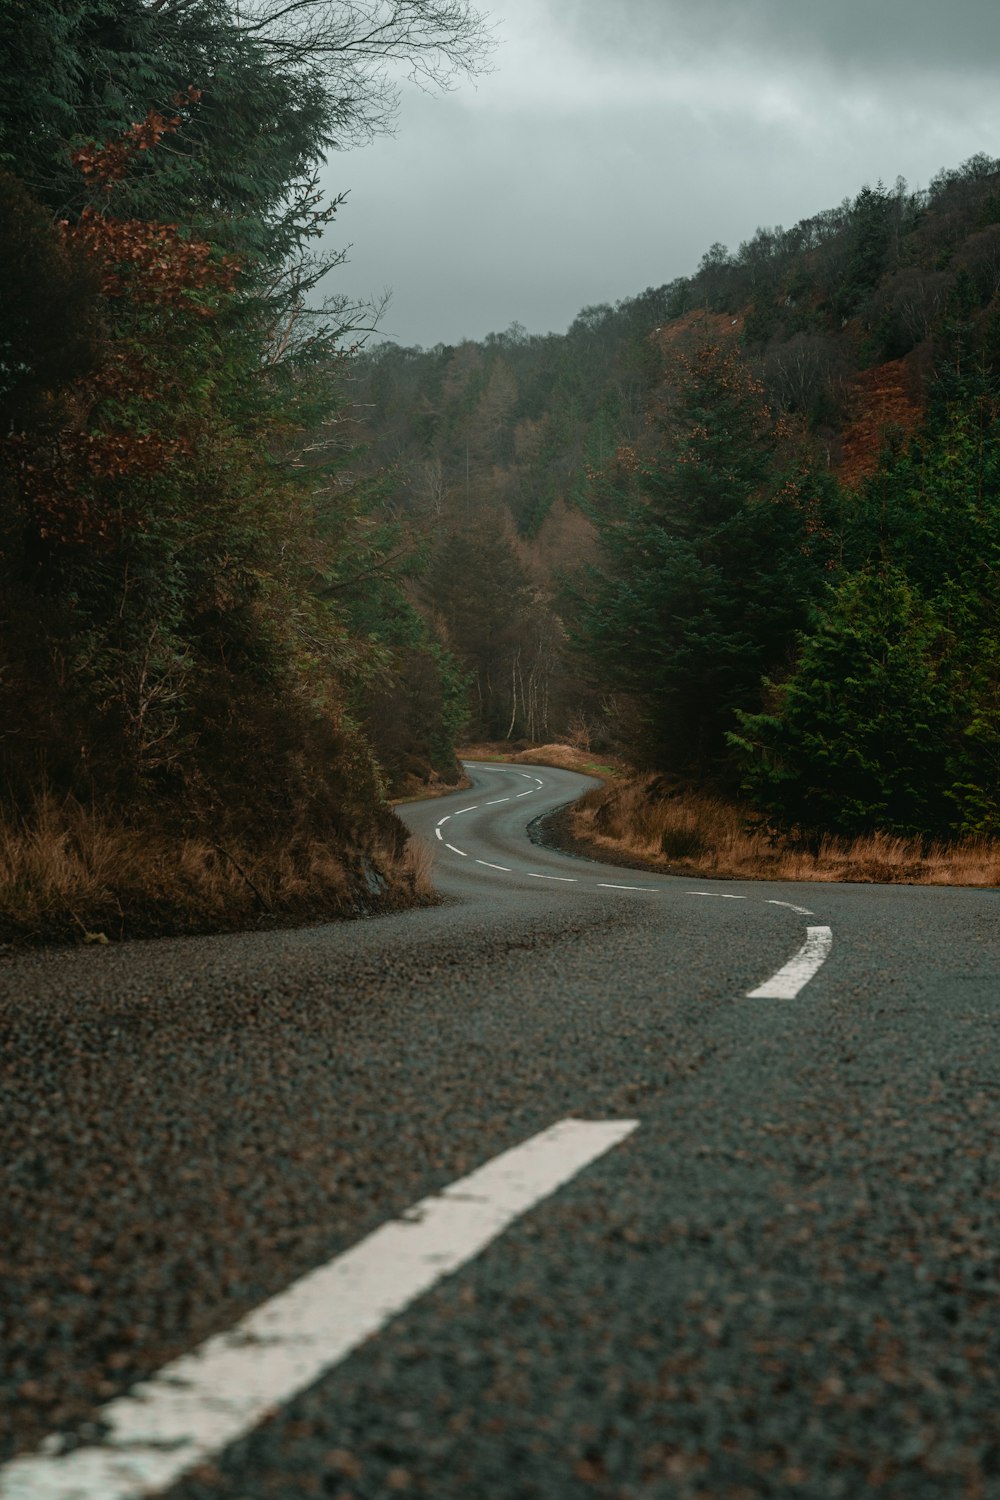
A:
[{"xmin": 2, "ymin": 761, "xmax": 999, "ymax": 1500}]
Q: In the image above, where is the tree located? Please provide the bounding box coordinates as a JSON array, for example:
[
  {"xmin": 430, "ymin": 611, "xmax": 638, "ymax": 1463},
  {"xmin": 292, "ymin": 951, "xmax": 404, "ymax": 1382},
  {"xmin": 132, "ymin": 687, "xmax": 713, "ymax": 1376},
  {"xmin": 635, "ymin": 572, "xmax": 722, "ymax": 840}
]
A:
[
  {"xmin": 730, "ymin": 570, "xmax": 957, "ymax": 839},
  {"xmin": 2, "ymin": 0, "xmax": 493, "ymax": 339},
  {"xmin": 575, "ymin": 340, "xmax": 836, "ymax": 777}
]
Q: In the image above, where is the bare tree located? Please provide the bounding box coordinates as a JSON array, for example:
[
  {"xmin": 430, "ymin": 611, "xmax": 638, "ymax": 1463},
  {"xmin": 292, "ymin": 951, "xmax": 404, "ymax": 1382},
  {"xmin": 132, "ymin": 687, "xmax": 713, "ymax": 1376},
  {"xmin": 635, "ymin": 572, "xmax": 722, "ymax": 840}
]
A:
[{"xmin": 147, "ymin": 0, "xmax": 495, "ymax": 146}]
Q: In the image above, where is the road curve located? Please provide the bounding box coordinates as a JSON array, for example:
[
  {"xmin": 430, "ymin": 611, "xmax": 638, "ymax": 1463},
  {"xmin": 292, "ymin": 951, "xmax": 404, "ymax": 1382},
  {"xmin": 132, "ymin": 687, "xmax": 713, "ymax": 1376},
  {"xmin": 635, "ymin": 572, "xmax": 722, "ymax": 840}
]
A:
[{"xmin": 1, "ymin": 761, "xmax": 998, "ymax": 1499}]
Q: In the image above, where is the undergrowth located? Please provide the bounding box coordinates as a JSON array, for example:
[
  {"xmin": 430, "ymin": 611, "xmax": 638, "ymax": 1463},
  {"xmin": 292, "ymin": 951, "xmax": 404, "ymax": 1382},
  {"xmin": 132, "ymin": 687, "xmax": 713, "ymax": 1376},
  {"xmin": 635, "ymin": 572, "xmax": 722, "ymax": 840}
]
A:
[
  {"xmin": 570, "ymin": 776, "xmax": 1000, "ymax": 887},
  {"xmin": 0, "ymin": 795, "xmax": 435, "ymax": 947}
]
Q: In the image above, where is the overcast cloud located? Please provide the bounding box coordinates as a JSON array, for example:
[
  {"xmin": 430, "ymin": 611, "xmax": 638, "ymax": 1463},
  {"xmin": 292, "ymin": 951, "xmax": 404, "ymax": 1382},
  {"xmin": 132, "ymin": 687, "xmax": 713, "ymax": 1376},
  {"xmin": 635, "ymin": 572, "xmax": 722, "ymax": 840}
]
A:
[{"xmin": 322, "ymin": 0, "xmax": 1000, "ymax": 348}]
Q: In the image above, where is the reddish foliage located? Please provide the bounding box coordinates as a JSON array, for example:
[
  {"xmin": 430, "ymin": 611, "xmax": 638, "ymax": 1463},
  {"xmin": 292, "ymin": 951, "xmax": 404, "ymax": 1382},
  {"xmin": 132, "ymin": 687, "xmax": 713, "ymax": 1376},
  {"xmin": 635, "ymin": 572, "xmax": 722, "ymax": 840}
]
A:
[
  {"xmin": 70, "ymin": 90, "xmax": 202, "ymax": 189},
  {"xmin": 835, "ymin": 359, "xmax": 924, "ymax": 488},
  {"xmin": 12, "ymin": 100, "xmax": 240, "ymax": 545}
]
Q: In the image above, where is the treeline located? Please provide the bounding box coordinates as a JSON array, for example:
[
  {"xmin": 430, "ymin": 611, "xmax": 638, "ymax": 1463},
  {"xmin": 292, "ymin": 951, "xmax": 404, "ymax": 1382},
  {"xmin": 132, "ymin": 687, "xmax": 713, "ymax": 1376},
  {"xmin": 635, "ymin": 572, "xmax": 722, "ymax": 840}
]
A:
[
  {"xmin": 355, "ymin": 156, "xmax": 1000, "ymax": 840},
  {"xmin": 0, "ymin": 0, "xmax": 489, "ymax": 937}
]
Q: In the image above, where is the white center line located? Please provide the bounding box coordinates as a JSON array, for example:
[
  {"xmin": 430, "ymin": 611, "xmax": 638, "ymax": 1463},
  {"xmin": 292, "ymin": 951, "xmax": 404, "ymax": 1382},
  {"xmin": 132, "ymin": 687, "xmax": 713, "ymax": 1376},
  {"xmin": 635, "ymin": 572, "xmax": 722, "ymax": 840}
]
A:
[
  {"xmin": 597, "ymin": 883, "xmax": 660, "ymax": 892},
  {"xmin": 527, "ymin": 873, "xmax": 578, "ymax": 882},
  {"xmin": 435, "ymin": 829, "xmax": 443, "ymax": 841},
  {"xmin": 747, "ymin": 925, "xmax": 833, "ymax": 1000},
  {"xmin": 0, "ymin": 1120, "xmax": 638, "ymax": 1500},
  {"xmin": 485, "ymin": 798, "xmax": 511, "ymax": 806},
  {"xmin": 444, "ymin": 844, "xmax": 468, "ymax": 857},
  {"xmin": 453, "ymin": 806, "xmax": 478, "ymax": 815},
  {"xmin": 476, "ymin": 860, "xmax": 512, "ymax": 872},
  {"xmin": 515, "ymin": 790, "xmax": 534, "ymax": 798},
  {"xmin": 436, "ymin": 815, "xmax": 451, "ymax": 826},
  {"xmin": 765, "ymin": 900, "xmax": 815, "ymax": 916}
]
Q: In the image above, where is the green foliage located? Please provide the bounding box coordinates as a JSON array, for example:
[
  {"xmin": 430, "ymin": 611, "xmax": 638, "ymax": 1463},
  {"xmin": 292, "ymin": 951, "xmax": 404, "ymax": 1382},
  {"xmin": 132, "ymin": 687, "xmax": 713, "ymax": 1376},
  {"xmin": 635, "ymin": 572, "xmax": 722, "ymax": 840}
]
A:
[
  {"xmin": 730, "ymin": 571, "xmax": 956, "ymax": 838},
  {"xmin": 0, "ymin": 0, "xmax": 489, "ymax": 871},
  {"xmin": 575, "ymin": 342, "xmax": 836, "ymax": 777},
  {"xmin": 734, "ymin": 357, "xmax": 1000, "ymax": 839}
]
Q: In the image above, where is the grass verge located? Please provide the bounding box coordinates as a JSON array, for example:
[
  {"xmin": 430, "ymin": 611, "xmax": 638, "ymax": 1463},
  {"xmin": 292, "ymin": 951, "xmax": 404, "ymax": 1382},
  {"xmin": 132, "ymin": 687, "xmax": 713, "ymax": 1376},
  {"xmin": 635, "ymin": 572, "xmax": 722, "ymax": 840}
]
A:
[
  {"xmin": 567, "ymin": 776, "xmax": 1000, "ymax": 887},
  {"xmin": 459, "ymin": 740, "xmax": 629, "ymax": 781},
  {"xmin": 0, "ymin": 796, "xmax": 436, "ymax": 948}
]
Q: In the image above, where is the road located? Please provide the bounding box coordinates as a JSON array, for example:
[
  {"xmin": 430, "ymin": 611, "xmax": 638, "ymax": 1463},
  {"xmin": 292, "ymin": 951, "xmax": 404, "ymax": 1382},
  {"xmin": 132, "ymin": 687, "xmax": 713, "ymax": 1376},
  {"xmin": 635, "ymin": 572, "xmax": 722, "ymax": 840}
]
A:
[{"xmin": 1, "ymin": 760, "xmax": 999, "ymax": 1499}]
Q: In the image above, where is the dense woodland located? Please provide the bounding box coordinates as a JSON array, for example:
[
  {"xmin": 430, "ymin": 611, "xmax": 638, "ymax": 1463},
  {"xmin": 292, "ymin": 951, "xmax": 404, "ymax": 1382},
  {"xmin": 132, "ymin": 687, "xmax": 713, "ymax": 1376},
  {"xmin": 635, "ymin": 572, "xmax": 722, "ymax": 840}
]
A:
[
  {"xmin": 350, "ymin": 161, "xmax": 1000, "ymax": 840},
  {"xmin": 2, "ymin": 0, "xmax": 999, "ymax": 944},
  {"xmin": 0, "ymin": 0, "xmax": 489, "ymax": 935}
]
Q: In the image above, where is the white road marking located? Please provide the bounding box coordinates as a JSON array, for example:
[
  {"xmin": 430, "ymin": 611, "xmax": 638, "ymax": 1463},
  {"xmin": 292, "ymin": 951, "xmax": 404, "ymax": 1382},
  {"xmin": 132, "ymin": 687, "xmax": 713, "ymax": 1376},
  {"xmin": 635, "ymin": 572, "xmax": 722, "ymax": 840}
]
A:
[
  {"xmin": 597, "ymin": 883, "xmax": 660, "ymax": 892},
  {"xmin": 527, "ymin": 873, "xmax": 578, "ymax": 883},
  {"xmin": 686, "ymin": 891, "xmax": 745, "ymax": 900},
  {"xmin": 436, "ymin": 815, "xmax": 451, "ymax": 826},
  {"xmin": 0, "ymin": 1120, "xmax": 638, "ymax": 1500},
  {"xmin": 444, "ymin": 844, "xmax": 468, "ymax": 857},
  {"xmin": 454, "ymin": 806, "xmax": 478, "ymax": 815},
  {"xmin": 435, "ymin": 829, "xmax": 443, "ymax": 841},
  {"xmin": 765, "ymin": 900, "xmax": 814, "ymax": 916},
  {"xmin": 485, "ymin": 798, "xmax": 510, "ymax": 806},
  {"xmin": 476, "ymin": 861, "xmax": 512, "ymax": 872},
  {"xmin": 747, "ymin": 926, "xmax": 833, "ymax": 999},
  {"xmin": 515, "ymin": 790, "xmax": 534, "ymax": 798}
]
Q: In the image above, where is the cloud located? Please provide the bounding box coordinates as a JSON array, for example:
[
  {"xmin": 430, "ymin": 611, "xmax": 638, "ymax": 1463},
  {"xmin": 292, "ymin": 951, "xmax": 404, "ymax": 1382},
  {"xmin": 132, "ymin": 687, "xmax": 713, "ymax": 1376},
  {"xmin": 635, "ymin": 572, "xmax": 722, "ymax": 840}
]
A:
[
  {"xmin": 321, "ymin": 0, "xmax": 1000, "ymax": 347},
  {"xmin": 558, "ymin": 0, "xmax": 1000, "ymax": 76}
]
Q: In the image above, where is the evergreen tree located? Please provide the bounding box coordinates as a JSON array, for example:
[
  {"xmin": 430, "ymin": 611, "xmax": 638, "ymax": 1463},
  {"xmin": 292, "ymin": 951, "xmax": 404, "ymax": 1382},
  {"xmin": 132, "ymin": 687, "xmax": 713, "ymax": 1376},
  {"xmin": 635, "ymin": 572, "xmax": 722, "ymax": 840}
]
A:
[{"xmin": 576, "ymin": 340, "xmax": 835, "ymax": 776}]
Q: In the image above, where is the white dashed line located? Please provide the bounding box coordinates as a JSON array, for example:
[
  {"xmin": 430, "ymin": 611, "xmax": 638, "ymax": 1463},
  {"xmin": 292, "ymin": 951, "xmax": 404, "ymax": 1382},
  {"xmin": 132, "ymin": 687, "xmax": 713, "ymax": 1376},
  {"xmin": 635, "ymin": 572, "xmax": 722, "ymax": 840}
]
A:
[
  {"xmin": 765, "ymin": 900, "xmax": 814, "ymax": 916},
  {"xmin": 476, "ymin": 861, "xmax": 512, "ymax": 872},
  {"xmin": 436, "ymin": 815, "xmax": 451, "ymax": 826},
  {"xmin": 515, "ymin": 791, "xmax": 534, "ymax": 798},
  {"xmin": 444, "ymin": 844, "xmax": 468, "ymax": 857},
  {"xmin": 527, "ymin": 873, "xmax": 578, "ymax": 883},
  {"xmin": 747, "ymin": 926, "xmax": 833, "ymax": 999},
  {"xmin": 0, "ymin": 1120, "xmax": 638, "ymax": 1500},
  {"xmin": 597, "ymin": 883, "xmax": 660, "ymax": 892},
  {"xmin": 435, "ymin": 829, "xmax": 443, "ymax": 841},
  {"xmin": 686, "ymin": 891, "xmax": 746, "ymax": 900},
  {"xmin": 454, "ymin": 806, "xmax": 478, "ymax": 816},
  {"xmin": 485, "ymin": 799, "xmax": 510, "ymax": 806}
]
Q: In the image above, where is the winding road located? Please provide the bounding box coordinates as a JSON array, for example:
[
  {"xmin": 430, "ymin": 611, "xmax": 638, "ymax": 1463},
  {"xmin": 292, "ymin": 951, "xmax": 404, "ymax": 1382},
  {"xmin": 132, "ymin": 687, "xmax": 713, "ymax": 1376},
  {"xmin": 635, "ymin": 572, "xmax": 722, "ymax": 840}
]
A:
[{"xmin": 2, "ymin": 761, "xmax": 999, "ymax": 1499}]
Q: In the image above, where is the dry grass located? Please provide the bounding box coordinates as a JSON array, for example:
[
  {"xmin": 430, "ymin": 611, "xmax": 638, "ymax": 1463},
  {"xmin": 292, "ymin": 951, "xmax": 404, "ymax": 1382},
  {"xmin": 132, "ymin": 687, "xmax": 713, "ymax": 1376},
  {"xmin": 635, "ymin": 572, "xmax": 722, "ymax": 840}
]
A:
[
  {"xmin": 0, "ymin": 795, "xmax": 435, "ymax": 947},
  {"xmin": 570, "ymin": 776, "xmax": 1000, "ymax": 887},
  {"xmin": 460, "ymin": 741, "xmax": 629, "ymax": 781}
]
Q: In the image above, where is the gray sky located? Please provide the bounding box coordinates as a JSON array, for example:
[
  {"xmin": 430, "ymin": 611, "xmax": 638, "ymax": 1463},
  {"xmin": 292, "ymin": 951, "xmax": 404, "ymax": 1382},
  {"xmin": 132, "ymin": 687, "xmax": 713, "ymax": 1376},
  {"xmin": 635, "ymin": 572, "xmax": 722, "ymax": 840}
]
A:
[{"xmin": 322, "ymin": 0, "xmax": 1000, "ymax": 349}]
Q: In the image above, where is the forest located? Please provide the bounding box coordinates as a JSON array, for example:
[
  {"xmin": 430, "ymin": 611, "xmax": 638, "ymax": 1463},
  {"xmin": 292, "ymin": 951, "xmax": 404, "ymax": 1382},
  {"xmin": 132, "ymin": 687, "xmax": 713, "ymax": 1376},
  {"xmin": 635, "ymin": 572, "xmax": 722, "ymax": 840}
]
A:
[
  {"xmin": 3, "ymin": 0, "xmax": 999, "ymax": 941},
  {"xmin": 349, "ymin": 161, "xmax": 1000, "ymax": 858},
  {"xmin": 0, "ymin": 0, "xmax": 488, "ymax": 940}
]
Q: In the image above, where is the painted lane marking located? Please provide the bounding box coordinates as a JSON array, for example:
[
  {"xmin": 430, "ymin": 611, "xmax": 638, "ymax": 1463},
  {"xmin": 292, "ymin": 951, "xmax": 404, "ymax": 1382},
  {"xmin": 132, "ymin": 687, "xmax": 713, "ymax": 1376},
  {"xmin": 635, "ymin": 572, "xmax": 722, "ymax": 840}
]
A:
[
  {"xmin": 597, "ymin": 883, "xmax": 660, "ymax": 892},
  {"xmin": 0, "ymin": 1120, "xmax": 638, "ymax": 1500},
  {"xmin": 686, "ymin": 891, "xmax": 746, "ymax": 900},
  {"xmin": 747, "ymin": 925, "xmax": 833, "ymax": 1000},
  {"xmin": 454, "ymin": 806, "xmax": 479, "ymax": 816},
  {"xmin": 485, "ymin": 798, "xmax": 511, "ymax": 806},
  {"xmin": 515, "ymin": 790, "xmax": 534, "ymax": 798},
  {"xmin": 476, "ymin": 861, "xmax": 512, "ymax": 872},
  {"xmin": 444, "ymin": 844, "xmax": 468, "ymax": 857},
  {"xmin": 435, "ymin": 829, "xmax": 443, "ymax": 841},
  {"xmin": 436, "ymin": 815, "xmax": 452, "ymax": 826},
  {"xmin": 765, "ymin": 899, "xmax": 814, "ymax": 916},
  {"xmin": 527, "ymin": 873, "xmax": 578, "ymax": 883}
]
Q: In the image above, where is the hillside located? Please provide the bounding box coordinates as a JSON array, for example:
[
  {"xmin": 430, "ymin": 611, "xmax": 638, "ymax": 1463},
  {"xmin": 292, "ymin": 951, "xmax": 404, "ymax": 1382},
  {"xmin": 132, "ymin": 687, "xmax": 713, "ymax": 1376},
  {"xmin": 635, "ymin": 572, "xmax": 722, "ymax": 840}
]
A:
[{"xmin": 350, "ymin": 155, "xmax": 1000, "ymax": 839}]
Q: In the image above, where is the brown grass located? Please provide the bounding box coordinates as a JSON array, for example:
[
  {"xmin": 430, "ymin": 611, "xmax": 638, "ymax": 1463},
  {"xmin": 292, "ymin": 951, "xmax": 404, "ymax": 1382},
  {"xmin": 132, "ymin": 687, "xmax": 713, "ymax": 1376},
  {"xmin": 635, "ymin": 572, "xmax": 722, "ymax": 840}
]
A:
[
  {"xmin": 460, "ymin": 741, "xmax": 629, "ymax": 781},
  {"xmin": 569, "ymin": 776, "xmax": 1000, "ymax": 887},
  {"xmin": 0, "ymin": 796, "xmax": 435, "ymax": 947}
]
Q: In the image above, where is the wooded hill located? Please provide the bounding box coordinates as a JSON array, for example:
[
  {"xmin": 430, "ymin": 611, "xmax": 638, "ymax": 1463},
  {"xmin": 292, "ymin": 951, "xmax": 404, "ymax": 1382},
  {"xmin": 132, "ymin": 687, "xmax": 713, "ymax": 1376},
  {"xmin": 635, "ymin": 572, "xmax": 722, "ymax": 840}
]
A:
[
  {"xmin": 351, "ymin": 157, "xmax": 1000, "ymax": 840},
  {"xmin": 0, "ymin": 0, "xmax": 490, "ymax": 941}
]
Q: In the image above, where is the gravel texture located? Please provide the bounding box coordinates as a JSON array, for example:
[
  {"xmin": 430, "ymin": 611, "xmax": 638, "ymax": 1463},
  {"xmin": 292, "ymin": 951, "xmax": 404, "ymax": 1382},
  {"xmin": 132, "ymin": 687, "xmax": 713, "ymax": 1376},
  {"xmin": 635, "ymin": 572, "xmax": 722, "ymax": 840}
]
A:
[{"xmin": 2, "ymin": 764, "xmax": 999, "ymax": 1498}]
